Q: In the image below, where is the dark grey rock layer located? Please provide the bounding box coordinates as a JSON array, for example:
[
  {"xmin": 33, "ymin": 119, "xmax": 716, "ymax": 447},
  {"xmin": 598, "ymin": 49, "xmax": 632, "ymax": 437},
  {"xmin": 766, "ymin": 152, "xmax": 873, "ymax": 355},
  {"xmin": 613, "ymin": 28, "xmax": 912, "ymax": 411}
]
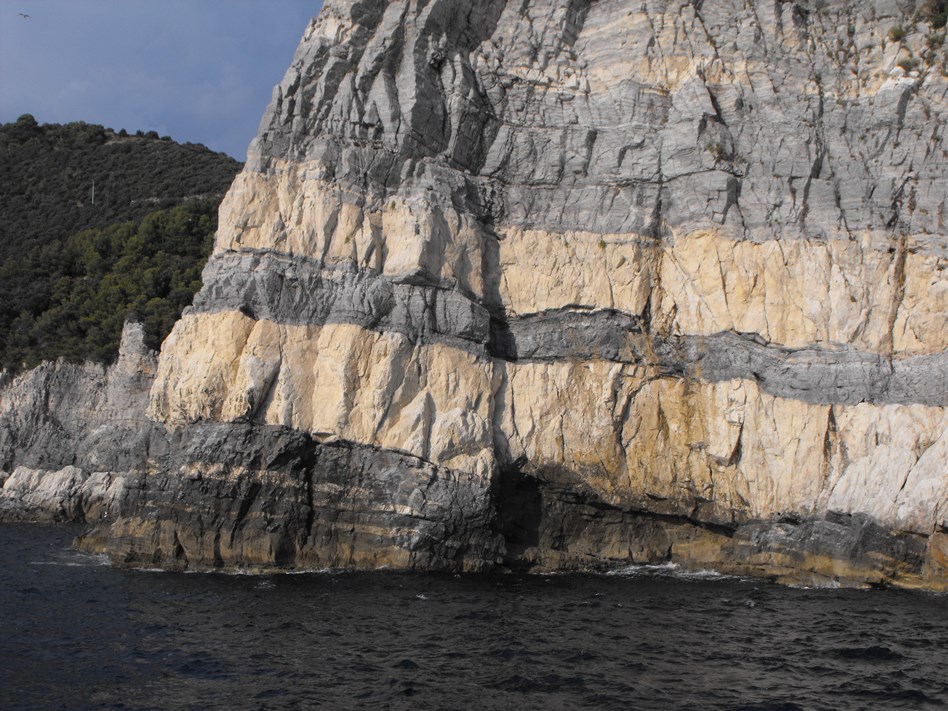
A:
[
  {"xmin": 78, "ymin": 423, "xmax": 502, "ymax": 572},
  {"xmin": 501, "ymin": 314, "xmax": 948, "ymax": 406},
  {"xmin": 658, "ymin": 332, "xmax": 948, "ymax": 407},
  {"xmin": 255, "ymin": 0, "xmax": 947, "ymax": 250},
  {"xmin": 192, "ymin": 251, "xmax": 491, "ymax": 353},
  {"xmin": 495, "ymin": 464, "xmax": 936, "ymax": 587},
  {"xmin": 190, "ymin": 253, "xmax": 946, "ymax": 406}
]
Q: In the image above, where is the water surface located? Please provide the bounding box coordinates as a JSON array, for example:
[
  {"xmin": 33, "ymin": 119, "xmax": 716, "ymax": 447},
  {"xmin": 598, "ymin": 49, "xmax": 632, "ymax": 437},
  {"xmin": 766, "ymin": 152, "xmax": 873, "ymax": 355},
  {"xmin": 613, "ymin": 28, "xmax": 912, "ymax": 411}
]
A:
[{"xmin": 1, "ymin": 524, "xmax": 945, "ymax": 710}]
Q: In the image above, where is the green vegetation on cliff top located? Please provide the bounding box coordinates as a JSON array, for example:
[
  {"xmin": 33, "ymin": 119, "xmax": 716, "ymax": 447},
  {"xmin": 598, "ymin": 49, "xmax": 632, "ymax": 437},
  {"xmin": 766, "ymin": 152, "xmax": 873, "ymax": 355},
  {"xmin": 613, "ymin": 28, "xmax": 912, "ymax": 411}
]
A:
[{"xmin": 0, "ymin": 115, "xmax": 242, "ymax": 370}]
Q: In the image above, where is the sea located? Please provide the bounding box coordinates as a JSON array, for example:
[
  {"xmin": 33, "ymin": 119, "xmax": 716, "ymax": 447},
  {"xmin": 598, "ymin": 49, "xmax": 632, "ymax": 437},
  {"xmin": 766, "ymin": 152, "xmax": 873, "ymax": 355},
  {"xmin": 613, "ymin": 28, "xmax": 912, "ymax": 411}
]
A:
[{"xmin": 1, "ymin": 524, "xmax": 945, "ymax": 710}]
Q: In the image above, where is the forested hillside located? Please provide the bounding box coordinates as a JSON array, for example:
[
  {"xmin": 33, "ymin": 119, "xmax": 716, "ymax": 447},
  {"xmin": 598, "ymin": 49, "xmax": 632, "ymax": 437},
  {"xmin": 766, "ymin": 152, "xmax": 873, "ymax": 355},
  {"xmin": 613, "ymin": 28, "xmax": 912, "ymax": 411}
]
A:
[{"xmin": 0, "ymin": 115, "xmax": 242, "ymax": 370}]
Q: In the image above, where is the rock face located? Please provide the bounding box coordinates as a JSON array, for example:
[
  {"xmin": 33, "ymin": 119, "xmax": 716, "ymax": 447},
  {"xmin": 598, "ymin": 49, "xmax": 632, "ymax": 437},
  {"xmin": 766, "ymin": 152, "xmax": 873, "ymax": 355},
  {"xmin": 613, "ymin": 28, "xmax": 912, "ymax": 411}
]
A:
[
  {"xmin": 0, "ymin": 323, "xmax": 157, "ymax": 522},
  {"xmin": 2, "ymin": 0, "xmax": 946, "ymax": 587},
  {"xmin": 1, "ymin": 324, "xmax": 499, "ymax": 571}
]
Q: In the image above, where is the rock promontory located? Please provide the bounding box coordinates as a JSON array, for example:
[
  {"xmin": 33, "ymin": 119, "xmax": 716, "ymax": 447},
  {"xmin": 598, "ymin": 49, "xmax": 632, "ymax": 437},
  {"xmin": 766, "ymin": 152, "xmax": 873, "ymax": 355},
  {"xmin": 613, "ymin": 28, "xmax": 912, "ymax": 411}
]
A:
[{"xmin": 2, "ymin": 0, "xmax": 946, "ymax": 588}]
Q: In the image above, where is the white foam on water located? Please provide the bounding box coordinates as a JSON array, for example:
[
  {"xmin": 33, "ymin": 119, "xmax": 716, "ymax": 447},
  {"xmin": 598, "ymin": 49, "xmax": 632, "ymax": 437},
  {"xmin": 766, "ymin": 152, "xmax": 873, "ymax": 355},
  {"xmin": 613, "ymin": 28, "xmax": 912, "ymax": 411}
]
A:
[
  {"xmin": 605, "ymin": 562, "xmax": 739, "ymax": 581},
  {"xmin": 787, "ymin": 579, "xmax": 843, "ymax": 590},
  {"xmin": 207, "ymin": 566, "xmax": 342, "ymax": 577},
  {"xmin": 605, "ymin": 562, "xmax": 681, "ymax": 576},
  {"xmin": 29, "ymin": 550, "xmax": 111, "ymax": 568}
]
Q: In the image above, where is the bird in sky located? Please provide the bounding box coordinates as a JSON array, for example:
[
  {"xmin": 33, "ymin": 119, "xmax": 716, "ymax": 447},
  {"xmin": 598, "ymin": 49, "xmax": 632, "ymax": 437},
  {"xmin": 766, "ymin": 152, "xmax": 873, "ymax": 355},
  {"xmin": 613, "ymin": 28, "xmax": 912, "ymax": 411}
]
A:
[{"xmin": 18, "ymin": 13, "xmax": 31, "ymax": 19}]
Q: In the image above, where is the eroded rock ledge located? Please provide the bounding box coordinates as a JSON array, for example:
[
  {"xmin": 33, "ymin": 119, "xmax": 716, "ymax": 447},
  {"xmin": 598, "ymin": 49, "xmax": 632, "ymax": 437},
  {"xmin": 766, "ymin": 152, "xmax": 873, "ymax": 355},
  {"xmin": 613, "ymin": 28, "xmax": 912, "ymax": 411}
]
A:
[{"xmin": 2, "ymin": 0, "xmax": 947, "ymax": 589}]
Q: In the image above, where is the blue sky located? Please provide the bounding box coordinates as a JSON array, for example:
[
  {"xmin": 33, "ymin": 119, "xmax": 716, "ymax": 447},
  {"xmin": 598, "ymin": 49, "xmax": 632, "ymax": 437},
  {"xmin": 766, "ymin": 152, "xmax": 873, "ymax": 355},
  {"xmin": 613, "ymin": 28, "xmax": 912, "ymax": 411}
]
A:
[{"xmin": 0, "ymin": 0, "xmax": 322, "ymax": 159}]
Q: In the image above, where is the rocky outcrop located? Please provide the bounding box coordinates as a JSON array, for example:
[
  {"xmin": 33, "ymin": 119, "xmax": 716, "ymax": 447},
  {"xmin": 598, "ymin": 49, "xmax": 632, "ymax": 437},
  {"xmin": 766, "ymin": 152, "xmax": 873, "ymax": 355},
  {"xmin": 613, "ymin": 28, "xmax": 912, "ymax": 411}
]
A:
[
  {"xmin": 0, "ymin": 322, "xmax": 157, "ymax": 522},
  {"xmin": 76, "ymin": 422, "xmax": 500, "ymax": 572},
  {"xmin": 1, "ymin": 324, "xmax": 501, "ymax": 571},
  {"xmin": 2, "ymin": 0, "xmax": 946, "ymax": 588}
]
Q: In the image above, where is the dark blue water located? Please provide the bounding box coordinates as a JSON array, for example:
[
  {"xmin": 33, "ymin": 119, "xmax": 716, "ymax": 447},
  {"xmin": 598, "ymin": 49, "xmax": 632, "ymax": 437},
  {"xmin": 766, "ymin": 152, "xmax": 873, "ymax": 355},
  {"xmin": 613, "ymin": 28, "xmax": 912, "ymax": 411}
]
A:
[{"xmin": 1, "ymin": 525, "xmax": 946, "ymax": 710}]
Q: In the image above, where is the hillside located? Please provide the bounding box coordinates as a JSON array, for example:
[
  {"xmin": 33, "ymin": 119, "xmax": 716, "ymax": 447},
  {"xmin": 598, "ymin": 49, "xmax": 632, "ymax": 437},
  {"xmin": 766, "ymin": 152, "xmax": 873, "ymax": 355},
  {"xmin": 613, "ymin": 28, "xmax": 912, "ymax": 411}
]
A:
[
  {"xmin": 0, "ymin": 115, "xmax": 242, "ymax": 369},
  {"xmin": 0, "ymin": 115, "xmax": 239, "ymax": 258}
]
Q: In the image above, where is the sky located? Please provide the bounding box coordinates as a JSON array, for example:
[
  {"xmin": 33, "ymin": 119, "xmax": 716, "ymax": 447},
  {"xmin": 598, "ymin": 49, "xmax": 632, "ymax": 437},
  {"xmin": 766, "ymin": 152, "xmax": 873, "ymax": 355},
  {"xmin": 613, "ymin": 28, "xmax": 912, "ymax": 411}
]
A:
[{"xmin": 0, "ymin": 0, "xmax": 323, "ymax": 159}]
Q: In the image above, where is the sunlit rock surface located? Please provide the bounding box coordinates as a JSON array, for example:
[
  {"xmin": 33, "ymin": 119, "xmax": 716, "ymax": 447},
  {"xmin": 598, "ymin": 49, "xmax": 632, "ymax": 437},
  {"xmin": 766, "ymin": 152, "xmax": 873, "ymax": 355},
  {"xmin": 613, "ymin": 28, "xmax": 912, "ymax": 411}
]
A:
[{"xmin": 2, "ymin": 0, "xmax": 946, "ymax": 587}]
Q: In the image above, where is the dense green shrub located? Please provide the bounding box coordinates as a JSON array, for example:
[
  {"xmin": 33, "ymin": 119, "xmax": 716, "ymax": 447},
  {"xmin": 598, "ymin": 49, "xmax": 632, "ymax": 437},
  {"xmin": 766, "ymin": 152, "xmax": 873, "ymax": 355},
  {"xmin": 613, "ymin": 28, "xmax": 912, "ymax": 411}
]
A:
[
  {"xmin": 0, "ymin": 117, "xmax": 240, "ymax": 262},
  {"xmin": 0, "ymin": 118, "xmax": 242, "ymax": 369},
  {"xmin": 0, "ymin": 201, "xmax": 219, "ymax": 369}
]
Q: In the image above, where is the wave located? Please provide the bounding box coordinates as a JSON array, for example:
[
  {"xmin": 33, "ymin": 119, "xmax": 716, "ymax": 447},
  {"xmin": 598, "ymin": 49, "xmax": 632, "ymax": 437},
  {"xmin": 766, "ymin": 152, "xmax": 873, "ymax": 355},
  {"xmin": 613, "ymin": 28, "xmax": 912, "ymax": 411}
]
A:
[
  {"xmin": 604, "ymin": 562, "xmax": 739, "ymax": 580},
  {"xmin": 29, "ymin": 550, "xmax": 110, "ymax": 568}
]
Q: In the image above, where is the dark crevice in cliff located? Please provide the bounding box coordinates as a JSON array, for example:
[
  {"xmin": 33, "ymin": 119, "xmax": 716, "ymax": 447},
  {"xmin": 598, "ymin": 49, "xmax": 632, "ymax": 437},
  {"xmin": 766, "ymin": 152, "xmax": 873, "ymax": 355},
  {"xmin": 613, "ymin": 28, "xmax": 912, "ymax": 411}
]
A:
[
  {"xmin": 494, "ymin": 464, "xmax": 738, "ymax": 571},
  {"xmin": 493, "ymin": 463, "xmax": 542, "ymax": 565},
  {"xmin": 212, "ymin": 530, "xmax": 224, "ymax": 568},
  {"xmin": 172, "ymin": 529, "xmax": 189, "ymax": 569}
]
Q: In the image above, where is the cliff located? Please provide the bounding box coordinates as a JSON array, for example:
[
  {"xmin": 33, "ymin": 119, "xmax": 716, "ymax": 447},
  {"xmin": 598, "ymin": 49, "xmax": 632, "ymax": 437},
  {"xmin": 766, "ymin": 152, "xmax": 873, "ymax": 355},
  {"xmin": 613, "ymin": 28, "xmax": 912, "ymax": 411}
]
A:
[{"xmin": 2, "ymin": 0, "xmax": 946, "ymax": 588}]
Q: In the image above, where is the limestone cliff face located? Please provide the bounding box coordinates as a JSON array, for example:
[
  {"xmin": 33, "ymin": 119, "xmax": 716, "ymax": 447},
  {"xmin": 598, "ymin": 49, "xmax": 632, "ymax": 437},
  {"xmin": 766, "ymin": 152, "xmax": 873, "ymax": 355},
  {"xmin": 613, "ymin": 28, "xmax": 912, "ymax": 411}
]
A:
[{"xmin": 4, "ymin": 0, "xmax": 946, "ymax": 586}]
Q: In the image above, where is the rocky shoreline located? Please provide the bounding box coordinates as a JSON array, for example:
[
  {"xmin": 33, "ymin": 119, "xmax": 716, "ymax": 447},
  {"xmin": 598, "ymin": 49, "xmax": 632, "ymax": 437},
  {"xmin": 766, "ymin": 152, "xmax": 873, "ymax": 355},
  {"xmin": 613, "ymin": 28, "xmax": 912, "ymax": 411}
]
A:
[
  {"xmin": 2, "ymin": 1, "xmax": 946, "ymax": 590},
  {"xmin": 0, "ymin": 323, "xmax": 943, "ymax": 590}
]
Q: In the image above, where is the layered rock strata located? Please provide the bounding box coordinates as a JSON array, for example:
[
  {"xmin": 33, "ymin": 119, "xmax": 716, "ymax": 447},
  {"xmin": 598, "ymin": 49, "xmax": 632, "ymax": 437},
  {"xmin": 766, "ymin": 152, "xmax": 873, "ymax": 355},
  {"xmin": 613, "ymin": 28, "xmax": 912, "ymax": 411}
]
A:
[
  {"xmin": 3, "ymin": 0, "xmax": 946, "ymax": 587},
  {"xmin": 1, "ymin": 324, "xmax": 500, "ymax": 570}
]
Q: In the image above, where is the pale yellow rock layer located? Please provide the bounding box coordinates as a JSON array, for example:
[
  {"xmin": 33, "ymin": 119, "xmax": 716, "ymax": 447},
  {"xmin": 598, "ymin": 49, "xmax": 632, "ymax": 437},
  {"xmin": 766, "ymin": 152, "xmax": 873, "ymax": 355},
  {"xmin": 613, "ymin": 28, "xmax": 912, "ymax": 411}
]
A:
[
  {"xmin": 497, "ymin": 359, "xmax": 947, "ymax": 535},
  {"xmin": 579, "ymin": 5, "xmax": 934, "ymax": 98},
  {"xmin": 151, "ymin": 311, "xmax": 946, "ymax": 537},
  {"xmin": 499, "ymin": 227, "xmax": 946, "ymax": 355},
  {"xmin": 218, "ymin": 168, "xmax": 488, "ymax": 300},
  {"xmin": 498, "ymin": 227, "xmax": 655, "ymax": 316},
  {"xmin": 212, "ymin": 167, "xmax": 946, "ymax": 356},
  {"xmin": 657, "ymin": 231, "xmax": 947, "ymax": 355},
  {"xmin": 149, "ymin": 313, "xmax": 495, "ymax": 477}
]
